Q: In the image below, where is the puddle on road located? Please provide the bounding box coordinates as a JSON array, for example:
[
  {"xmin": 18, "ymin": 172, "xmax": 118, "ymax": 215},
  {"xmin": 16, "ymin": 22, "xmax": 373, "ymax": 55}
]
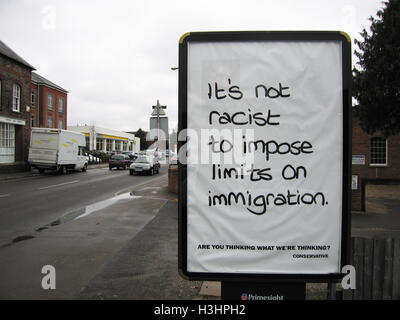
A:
[
  {"xmin": 1, "ymin": 235, "xmax": 36, "ymax": 248},
  {"xmin": 12, "ymin": 235, "xmax": 35, "ymax": 243},
  {"xmin": 2, "ymin": 192, "xmax": 142, "ymax": 248},
  {"xmin": 74, "ymin": 192, "xmax": 142, "ymax": 220},
  {"xmin": 35, "ymin": 192, "xmax": 142, "ymax": 232},
  {"xmin": 139, "ymin": 187, "xmax": 161, "ymax": 191}
]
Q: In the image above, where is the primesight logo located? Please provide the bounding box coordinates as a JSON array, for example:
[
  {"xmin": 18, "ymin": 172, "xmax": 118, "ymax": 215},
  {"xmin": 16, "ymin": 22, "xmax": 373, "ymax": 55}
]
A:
[{"xmin": 241, "ymin": 293, "xmax": 283, "ymax": 301}]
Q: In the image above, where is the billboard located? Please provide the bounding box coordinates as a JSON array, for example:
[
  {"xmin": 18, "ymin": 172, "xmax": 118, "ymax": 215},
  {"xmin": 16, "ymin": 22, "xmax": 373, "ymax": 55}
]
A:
[{"xmin": 178, "ymin": 31, "xmax": 351, "ymax": 281}]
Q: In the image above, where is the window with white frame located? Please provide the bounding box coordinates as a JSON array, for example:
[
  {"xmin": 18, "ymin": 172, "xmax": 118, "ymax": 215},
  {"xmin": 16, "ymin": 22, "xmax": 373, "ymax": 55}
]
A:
[
  {"xmin": 370, "ymin": 137, "xmax": 387, "ymax": 166},
  {"xmin": 47, "ymin": 117, "xmax": 53, "ymax": 128},
  {"xmin": 0, "ymin": 122, "xmax": 15, "ymax": 163},
  {"xmin": 58, "ymin": 97, "xmax": 64, "ymax": 113},
  {"xmin": 12, "ymin": 84, "xmax": 21, "ymax": 112},
  {"xmin": 47, "ymin": 94, "xmax": 53, "ymax": 111},
  {"xmin": 96, "ymin": 139, "xmax": 102, "ymax": 150}
]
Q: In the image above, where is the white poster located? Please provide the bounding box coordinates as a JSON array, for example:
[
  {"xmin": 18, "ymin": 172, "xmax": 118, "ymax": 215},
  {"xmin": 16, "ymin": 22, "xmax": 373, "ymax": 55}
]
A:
[{"xmin": 185, "ymin": 40, "xmax": 344, "ymax": 274}]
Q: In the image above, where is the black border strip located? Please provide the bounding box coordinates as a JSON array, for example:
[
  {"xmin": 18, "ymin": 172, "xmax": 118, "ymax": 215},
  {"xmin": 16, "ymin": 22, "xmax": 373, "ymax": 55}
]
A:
[{"xmin": 178, "ymin": 31, "xmax": 351, "ymax": 282}]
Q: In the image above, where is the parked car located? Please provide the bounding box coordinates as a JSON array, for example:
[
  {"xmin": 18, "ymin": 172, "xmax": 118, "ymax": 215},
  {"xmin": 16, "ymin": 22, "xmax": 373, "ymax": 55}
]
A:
[
  {"xmin": 129, "ymin": 155, "xmax": 160, "ymax": 175},
  {"xmin": 121, "ymin": 151, "xmax": 138, "ymax": 161},
  {"xmin": 85, "ymin": 153, "xmax": 101, "ymax": 164},
  {"xmin": 109, "ymin": 154, "xmax": 133, "ymax": 170}
]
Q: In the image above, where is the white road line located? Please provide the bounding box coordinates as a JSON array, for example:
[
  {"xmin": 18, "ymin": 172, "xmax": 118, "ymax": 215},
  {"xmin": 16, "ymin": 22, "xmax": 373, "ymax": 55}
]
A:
[
  {"xmin": 0, "ymin": 194, "xmax": 10, "ymax": 198},
  {"xmin": 39, "ymin": 180, "xmax": 80, "ymax": 190}
]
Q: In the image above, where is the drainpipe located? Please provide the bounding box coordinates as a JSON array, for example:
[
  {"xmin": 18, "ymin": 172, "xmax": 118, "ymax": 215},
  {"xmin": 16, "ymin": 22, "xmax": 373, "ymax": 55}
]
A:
[{"xmin": 37, "ymin": 85, "xmax": 40, "ymax": 127}]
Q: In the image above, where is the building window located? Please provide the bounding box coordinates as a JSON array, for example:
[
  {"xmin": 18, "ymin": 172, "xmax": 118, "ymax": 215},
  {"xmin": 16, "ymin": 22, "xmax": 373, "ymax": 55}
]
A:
[
  {"xmin": 47, "ymin": 118, "xmax": 53, "ymax": 128},
  {"xmin": 12, "ymin": 84, "xmax": 21, "ymax": 112},
  {"xmin": 0, "ymin": 79, "xmax": 2, "ymax": 109},
  {"xmin": 31, "ymin": 91, "xmax": 35, "ymax": 106},
  {"xmin": 96, "ymin": 139, "xmax": 102, "ymax": 151},
  {"xmin": 31, "ymin": 115, "xmax": 35, "ymax": 127},
  {"xmin": 47, "ymin": 94, "xmax": 54, "ymax": 111},
  {"xmin": 58, "ymin": 119, "xmax": 63, "ymax": 129},
  {"xmin": 0, "ymin": 122, "xmax": 15, "ymax": 163},
  {"xmin": 58, "ymin": 97, "xmax": 64, "ymax": 113},
  {"xmin": 370, "ymin": 137, "xmax": 387, "ymax": 166}
]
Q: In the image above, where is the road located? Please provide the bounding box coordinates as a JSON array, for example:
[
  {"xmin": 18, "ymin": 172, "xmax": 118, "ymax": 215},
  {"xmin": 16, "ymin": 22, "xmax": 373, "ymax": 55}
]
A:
[
  {"xmin": 0, "ymin": 164, "xmax": 172, "ymax": 299},
  {"xmin": 0, "ymin": 165, "xmax": 168, "ymax": 247}
]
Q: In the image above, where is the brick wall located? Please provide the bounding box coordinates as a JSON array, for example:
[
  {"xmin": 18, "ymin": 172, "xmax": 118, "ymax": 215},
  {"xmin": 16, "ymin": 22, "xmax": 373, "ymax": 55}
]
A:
[
  {"xmin": 0, "ymin": 54, "xmax": 33, "ymax": 163},
  {"xmin": 351, "ymin": 114, "xmax": 400, "ymax": 211},
  {"xmin": 168, "ymin": 166, "xmax": 178, "ymax": 194},
  {"xmin": 39, "ymin": 86, "xmax": 67, "ymax": 129}
]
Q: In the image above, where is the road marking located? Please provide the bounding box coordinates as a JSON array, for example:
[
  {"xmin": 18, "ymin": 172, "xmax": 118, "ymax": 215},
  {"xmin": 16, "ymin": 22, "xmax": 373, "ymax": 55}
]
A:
[
  {"xmin": 39, "ymin": 180, "xmax": 80, "ymax": 190},
  {"xmin": 0, "ymin": 194, "xmax": 10, "ymax": 198}
]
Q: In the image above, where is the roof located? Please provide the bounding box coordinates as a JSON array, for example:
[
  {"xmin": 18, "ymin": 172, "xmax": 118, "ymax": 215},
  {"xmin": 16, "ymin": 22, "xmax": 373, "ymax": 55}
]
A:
[
  {"xmin": 32, "ymin": 72, "xmax": 68, "ymax": 93},
  {"xmin": 0, "ymin": 40, "xmax": 35, "ymax": 70},
  {"xmin": 68, "ymin": 125, "xmax": 135, "ymax": 140}
]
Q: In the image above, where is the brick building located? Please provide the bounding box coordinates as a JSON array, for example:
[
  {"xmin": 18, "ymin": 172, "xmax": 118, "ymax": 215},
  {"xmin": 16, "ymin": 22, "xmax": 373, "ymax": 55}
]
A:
[
  {"xmin": 31, "ymin": 72, "xmax": 68, "ymax": 130},
  {"xmin": 0, "ymin": 40, "xmax": 35, "ymax": 168},
  {"xmin": 0, "ymin": 40, "xmax": 68, "ymax": 170},
  {"xmin": 351, "ymin": 108, "xmax": 400, "ymax": 211}
]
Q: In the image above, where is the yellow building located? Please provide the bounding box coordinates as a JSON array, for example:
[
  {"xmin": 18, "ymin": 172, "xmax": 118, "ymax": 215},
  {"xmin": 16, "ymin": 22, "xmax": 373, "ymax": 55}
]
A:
[{"xmin": 68, "ymin": 125, "xmax": 140, "ymax": 153}]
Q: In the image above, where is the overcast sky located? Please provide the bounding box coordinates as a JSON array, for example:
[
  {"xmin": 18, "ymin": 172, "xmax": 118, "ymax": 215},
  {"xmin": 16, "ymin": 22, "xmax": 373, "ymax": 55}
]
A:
[{"xmin": 0, "ymin": 0, "xmax": 383, "ymax": 133}]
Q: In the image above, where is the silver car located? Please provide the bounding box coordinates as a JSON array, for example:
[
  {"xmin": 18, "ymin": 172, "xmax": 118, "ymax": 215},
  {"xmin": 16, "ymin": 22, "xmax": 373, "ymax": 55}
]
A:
[{"xmin": 129, "ymin": 155, "xmax": 160, "ymax": 175}]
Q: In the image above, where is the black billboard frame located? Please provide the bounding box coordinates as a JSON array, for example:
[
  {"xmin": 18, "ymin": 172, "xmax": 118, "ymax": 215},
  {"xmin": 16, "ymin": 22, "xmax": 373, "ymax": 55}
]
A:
[{"xmin": 178, "ymin": 31, "xmax": 352, "ymax": 282}]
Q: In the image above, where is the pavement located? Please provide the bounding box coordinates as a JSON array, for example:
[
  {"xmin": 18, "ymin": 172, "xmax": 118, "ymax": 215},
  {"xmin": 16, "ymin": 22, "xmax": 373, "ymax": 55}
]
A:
[
  {"xmin": 352, "ymin": 184, "xmax": 400, "ymax": 239},
  {"xmin": 0, "ymin": 166, "xmax": 399, "ymax": 300},
  {"xmin": 77, "ymin": 192, "xmax": 204, "ymax": 300},
  {"xmin": 73, "ymin": 169, "xmax": 219, "ymax": 299}
]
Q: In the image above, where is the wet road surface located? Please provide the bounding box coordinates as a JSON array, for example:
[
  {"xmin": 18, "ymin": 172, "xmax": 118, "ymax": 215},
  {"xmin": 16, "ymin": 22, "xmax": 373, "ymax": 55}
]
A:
[
  {"xmin": 0, "ymin": 166, "xmax": 173, "ymax": 299},
  {"xmin": 0, "ymin": 165, "xmax": 168, "ymax": 247}
]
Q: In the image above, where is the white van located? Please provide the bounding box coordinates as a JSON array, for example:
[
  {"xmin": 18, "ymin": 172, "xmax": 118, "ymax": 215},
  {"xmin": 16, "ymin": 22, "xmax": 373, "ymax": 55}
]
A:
[{"xmin": 28, "ymin": 128, "xmax": 88, "ymax": 174}]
